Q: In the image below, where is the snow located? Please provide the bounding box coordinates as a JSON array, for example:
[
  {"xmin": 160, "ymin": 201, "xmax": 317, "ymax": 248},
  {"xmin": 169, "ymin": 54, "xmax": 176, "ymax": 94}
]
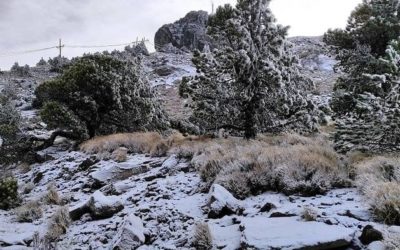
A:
[{"xmin": 241, "ymin": 217, "xmax": 355, "ymax": 249}]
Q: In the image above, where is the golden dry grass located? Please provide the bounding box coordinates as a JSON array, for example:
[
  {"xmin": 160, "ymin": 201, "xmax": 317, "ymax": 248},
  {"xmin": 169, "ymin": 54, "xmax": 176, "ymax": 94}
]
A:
[
  {"xmin": 79, "ymin": 132, "xmax": 349, "ymax": 198},
  {"xmin": 355, "ymin": 156, "xmax": 400, "ymax": 225}
]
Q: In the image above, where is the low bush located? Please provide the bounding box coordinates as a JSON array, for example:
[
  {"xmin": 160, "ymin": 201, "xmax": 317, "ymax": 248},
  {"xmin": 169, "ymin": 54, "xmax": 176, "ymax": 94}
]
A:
[
  {"xmin": 0, "ymin": 176, "xmax": 19, "ymax": 210},
  {"xmin": 355, "ymin": 156, "xmax": 400, "ymax": 225},
  {"xmin": 192, "ymin": 222, "xmax": 212, "ymax": 250},
  {"xmin": 176, "ymin": 134, "xmax": 349, "ymax": 198},
  {"xmin": 15, "ymin": 201, "xmax": 43, "ymax": 222},
  {"xmin": 47, "ymin": 206, "xmax": 71, "ymax": 240}
]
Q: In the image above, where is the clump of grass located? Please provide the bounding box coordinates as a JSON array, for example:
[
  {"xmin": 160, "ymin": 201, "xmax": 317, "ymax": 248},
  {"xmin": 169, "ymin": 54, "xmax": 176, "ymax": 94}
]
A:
[
  {"xmin": 192, "ymin": 222, "xmax": 212, "ymax": 250},
  {"xmin": 111, "ymin": 147, "xmax": 128, "ymax": 162},
  {"xmin": 14, "ymin": 201, "xmax": 43, "ymax": 222},
  {"xmin": 301, "ymin": 206, "xmax": 318, "ymax": 221},
  {"xmin": 43, "ymin": 184, "xmax": 61, "ymax": 205},
  {"xmin": 80, "ymin": 132, "xmax": 168, "ymax": 157},
  {"xmin": 355, "ymin": 156, "xmax": 400, "ymax": 225},
  {"xmin": 47, "ymin": 206, "xmax": 71, "ymax": 240},
  {"xmin": 180, "ymin": 134, "xmax": 349, "ymax": 198}
]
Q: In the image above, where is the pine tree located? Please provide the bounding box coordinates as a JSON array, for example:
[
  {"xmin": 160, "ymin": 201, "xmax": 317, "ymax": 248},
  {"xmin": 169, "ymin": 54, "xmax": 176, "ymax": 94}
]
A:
[
  {"xmin": 181, "ymin": 0, "xmax": 317, "ymax": 138},
  {"xmin": 325, "ymin": 0, "xmax": 400, "ymax": 152}
]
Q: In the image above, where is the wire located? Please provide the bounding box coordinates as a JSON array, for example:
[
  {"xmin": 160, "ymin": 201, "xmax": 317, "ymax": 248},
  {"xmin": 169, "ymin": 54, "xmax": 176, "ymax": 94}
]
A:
[{"xmin": 0, "ymin": 39, "xmax": 151, "ymax": 58}]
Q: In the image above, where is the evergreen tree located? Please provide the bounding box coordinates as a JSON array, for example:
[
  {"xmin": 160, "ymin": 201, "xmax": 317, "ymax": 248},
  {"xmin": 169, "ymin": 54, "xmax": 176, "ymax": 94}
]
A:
[
  {"xmin": 181, "ymin": 0, "xmax": 317, "ymax": 138},
  {"xmin": 324, "ymin": 0, "xmax": 400, "ymax": 152}
]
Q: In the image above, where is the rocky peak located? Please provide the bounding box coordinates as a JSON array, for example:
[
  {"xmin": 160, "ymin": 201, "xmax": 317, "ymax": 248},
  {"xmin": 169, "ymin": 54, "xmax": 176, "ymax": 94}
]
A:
[{"xmin": 154, "ymin": 10, "xmax": 212, "ymax": 52}]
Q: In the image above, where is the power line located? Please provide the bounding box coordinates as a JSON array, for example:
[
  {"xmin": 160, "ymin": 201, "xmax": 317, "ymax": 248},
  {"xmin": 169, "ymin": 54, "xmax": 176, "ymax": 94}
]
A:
[{"xmin": 0, "ymin": 38, "xmax": 151, "ymax": 58}]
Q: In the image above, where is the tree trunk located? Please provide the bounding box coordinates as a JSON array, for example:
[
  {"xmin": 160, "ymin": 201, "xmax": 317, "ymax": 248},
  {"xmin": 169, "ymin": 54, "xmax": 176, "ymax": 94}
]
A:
[{"xmin": 243, "ymin": 98, "xmax": 258, "ymax": 139}]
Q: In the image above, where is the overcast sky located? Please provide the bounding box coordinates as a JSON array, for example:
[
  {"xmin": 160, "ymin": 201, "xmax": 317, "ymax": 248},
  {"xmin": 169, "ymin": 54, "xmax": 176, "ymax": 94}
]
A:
[{"xmin": 0, "ymin": 0, "xmax": 362, "ymax": 70}]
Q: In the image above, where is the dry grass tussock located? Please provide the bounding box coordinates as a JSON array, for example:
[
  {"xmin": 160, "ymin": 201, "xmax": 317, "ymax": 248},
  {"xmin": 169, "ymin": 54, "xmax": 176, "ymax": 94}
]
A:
[
  {"xmin": 192, "ymin": 222, "xmax": 212, "ymax": 250},
  {"xmin": 14, "ymin": 201, "xmax": 43, "ymax": 222},
  {"xmin": 80, "ymin": 132, "xmax": 349, "ymax": 199},
  {"xmin": 80, "ymin": 131, "xmax": 210, "ymax": 158},
  {"xmin": 47, "ymin": 206, "xmax": 71, "ymax": 240},
  {"xmin": 355, "ymin": 156, "xmax": 400, "ymax": 225},
  {"xmin": 174, "ymin": 133, "xmax": 349, "ymax": 198}
]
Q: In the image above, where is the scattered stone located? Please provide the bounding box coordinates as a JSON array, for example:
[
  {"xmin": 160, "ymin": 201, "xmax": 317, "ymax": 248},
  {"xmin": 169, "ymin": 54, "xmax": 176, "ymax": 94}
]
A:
[
  {"xmin": 111, "ymin": 215, "xmax": 146, "ymax": 250},
  {"xmin": 207, "ymin": 184, "xmax": 243, "ymax": 219},
  {"xmin": 78, "ymin": 156, "xmax": 99, "ymax": 171},
  {"xmin": 359, "ymin": 225, "xmax": 384, "ymax": 245},
  {"xmin": 240, "ymin": 217, "xmax": 355, "ymax": 249},
  {"xmin": 259, "ymin": 202, "xmax": 277, "ymax": 213},
  {"xmin": 269, "ymin": 212, "xmax": 297, "ymax": 218}
]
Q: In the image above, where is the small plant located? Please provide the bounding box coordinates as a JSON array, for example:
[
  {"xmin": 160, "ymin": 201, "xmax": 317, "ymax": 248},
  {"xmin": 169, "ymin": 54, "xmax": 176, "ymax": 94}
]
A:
[
  {"xmin": 192, "ymin": 222, "xmax": 212, "ymax": 250},
  {"xmin": 301, "ymin": 206, "xmax": 318, "ymax": 221},
  {"xmin": 111, "ymin": 147, "xmax": 128, "ymax": 162},
  {"xmin": 10, "ymin": 62, "xmax": 31, "ymax": 77},
  {"xmin": 0, "ymin": 176, "xmax": 19, "ymax": 210},
  {"xmin": 47, "ymin": 206, "xmax": 71, "ymax": 240},
  {"xmin": 15, "ymin": 201, "xmax": 43, "ymax": 222},
  {"xmin": 22, "ymin": 182, "xmax": 35, "ymax": 194},
  {"xmin": 44, "ymin": 184, "xmax": 61, "ymax": 205}
]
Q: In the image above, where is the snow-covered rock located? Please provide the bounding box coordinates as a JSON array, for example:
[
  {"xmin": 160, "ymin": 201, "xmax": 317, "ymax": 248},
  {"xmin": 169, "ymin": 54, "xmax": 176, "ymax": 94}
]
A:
[
  {"xmin": 240, "ymin": 217, "xmax": 355, "ymax": 249},
  {"xmin": 208, "ymin": 184, "xmax": 243, "ymax": 219},
  {"xmin": 69, "ymin": 191, "xmax": 124, "ymax": 220},
  {"xmin": 88, "ymin": 191, "xmax": 124, "ymax": 220},
  {"xmin": 110, "ymin": 215, "xmax": 146, "ymax": 250}
]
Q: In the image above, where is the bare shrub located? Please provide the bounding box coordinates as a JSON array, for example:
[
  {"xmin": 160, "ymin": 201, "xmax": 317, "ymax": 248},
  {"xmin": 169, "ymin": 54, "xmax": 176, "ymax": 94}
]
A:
[
  {"xmin": 184, "ymin": 134, "xmax": 348, "ymax": 198},
  {"xmin": 111, "ymin": 147, "xmax": 128, "ymax": 162},
  {"xmin": 47, "ymin": 206, "xmax": 71, "ymax": 240},
  {"xmin": 355, "ymin": 156, "xmax": 400, "ymax": 225},
  {"xmin": 44, "ymin": 184, "xmax": 61, "ymax": 205},
  {"xmin": 192, "ymin": 222, "xmax": 212, "ymax": 250},
  {"xmin": 22, "ymin": 182, "xmax": 35, "ymax": 194},
  {"xmin": 15, "ymin": 201, "xmax": 43, "ymax": 222},
  {"xmin": 301, "ymin": 206, "xmax": 318, "ymax": 221}
]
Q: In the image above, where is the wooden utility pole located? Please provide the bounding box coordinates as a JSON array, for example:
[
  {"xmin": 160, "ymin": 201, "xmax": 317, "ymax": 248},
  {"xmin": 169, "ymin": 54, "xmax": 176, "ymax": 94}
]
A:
[{"xmin": 58, "ymin": 39, "xmax": 64, "ymax": 59}]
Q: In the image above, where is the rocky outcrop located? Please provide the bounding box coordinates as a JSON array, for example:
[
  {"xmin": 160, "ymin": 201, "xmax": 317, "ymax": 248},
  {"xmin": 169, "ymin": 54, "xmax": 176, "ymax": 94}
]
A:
[
  {"xmin": 110, "ymin": 215, "xmax": 146, "ymax": 249},
  {"xmin": 154, "ymin": 11, "xmax": 212, "ymax": 52},
  {"xmin": 359, "ymin": 225, "xmax": 384, "ymax": 245}
]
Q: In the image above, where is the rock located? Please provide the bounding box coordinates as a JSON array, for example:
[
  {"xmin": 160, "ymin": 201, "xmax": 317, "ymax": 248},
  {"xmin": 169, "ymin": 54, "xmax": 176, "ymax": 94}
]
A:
[
  {"xmin": 153, "ymin": 66, "xmax": 178, "ymax": 77},
  {"xmin": 70, "ymin": 191, "xmax": 124, "ymax": 220},
  {"xmin": 208, "ymin": 184, "xmax": 243, "ymax": 219},
  {"xmin": 154, "ymin": 11, "xmax": 212, "ymax": 52},
  {"xmin": 111, "ymin": 215, "xmax": 146, "ymax": 250},
  {"xmin": 269, "ymin": 211, "xmax": 297, "ymax": 218},
  {"xmin": 367, "ymin": 241, "xmax": 386, "ymax": 250},
  {"xmin": 90, "ymin": 156, "xmax": 163, "ymax": 185},
  {"xmin": 69, "ymin": 201, "xmax": 90, "ymax": 221},
  {"xmin": 88, "ymin": 191, "xmax": 124, "ymax": 220},
  {"xmin": 359, "ymin": 225, "xmax": 384, "ymax": 245},
  {"xmin": 240, "ymin": 217, "xmax": 355, "ymax": 249},
  {"xmin": 259, "ymin": 202, "xmax": 277, "ymax": 213},
  {"xmin": 78, "ymin": 156, "xmax": 99, "ymax": 171}
]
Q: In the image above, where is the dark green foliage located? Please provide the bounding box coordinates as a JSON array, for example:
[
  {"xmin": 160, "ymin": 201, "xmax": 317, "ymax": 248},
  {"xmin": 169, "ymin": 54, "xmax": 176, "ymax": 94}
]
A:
[
  {"xmin": 48, "ymin": 56, "xmax": 70, "ymax": 73},
  {"xmin": 34, "ymin": 54, "xmax": 168, "ymax": 140},
  {"xmin": 36, "ymin": 58, "xmax": 47, "ymax": 67},
  {"xmin": 183, "ymin": 0, "xmax": 317, "ymax": 138},
  {"xmin": 0, "ymin": 176, "xmax": 19, "ymax": 210},
  {"xmin": 0, "ymin": 103, "xmax": 20, "ymax": 145},
  {"xmin": 10, "ymin": 63, "xmax": 31, "ymax": 77}
]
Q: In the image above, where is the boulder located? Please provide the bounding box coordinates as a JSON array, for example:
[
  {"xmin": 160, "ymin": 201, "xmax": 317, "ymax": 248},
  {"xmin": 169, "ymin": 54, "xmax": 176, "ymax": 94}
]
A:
[
  {"xmin": 69, "ymin": 191, "xmax": 124, "ymax": 220},
  {"xmin": 88, "ymin": 191, "xmax": 124, "ymax": 219},
  {"xmin": 154, "ymin": 11, "xmax": 212, "ymax": 52},
  {"xmin": 208, "ymin": 184, "xmax": 243, "ymax": 219},
  {"xmin": 111, "ymin": 215, "xmax": 146, "ymax": 250},
  {"xmin": 359, "ymin": 225, "xmax": 384, "ymax": 245},
  {"xmin": 240, "ymin": 217, "xmax": 355, "ymax": 250}
]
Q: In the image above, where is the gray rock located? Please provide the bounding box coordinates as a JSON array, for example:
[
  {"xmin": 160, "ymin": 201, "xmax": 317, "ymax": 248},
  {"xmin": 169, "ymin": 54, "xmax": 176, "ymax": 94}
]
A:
[
  {"xmin": 69, "ymin": 191, "xmax": 124, "ymax": 220},
  {"xmin": 208, "ymin": 184, "xmax": 243, "ymax": 219},
  {"xmin": 154, "ymin": 11, "xmax": 212, "ymax": 52},
  {"xmin": 359, "ymin": 225, "xmax": 384, "ymax": 245},
  {"xmin": 110, "ymin": 215, "xmax": 146, "ymax": 250},
  {"xmin": 88, "ymin": 191, "xmax": 124, "ymax": 220},
  {"xmin": 240, "ymin": 217, "xmax": 355, "ymax": 250}
]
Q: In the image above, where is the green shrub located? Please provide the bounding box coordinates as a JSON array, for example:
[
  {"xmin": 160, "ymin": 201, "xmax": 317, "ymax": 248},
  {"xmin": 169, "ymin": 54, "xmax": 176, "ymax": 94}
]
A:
[
  {"xmin": 0, "ymin": 177, "xmax": 19, "ymax": 210},
  {"xmin": 34, "ymin": 54, "xmax": 168, "ymax": 141}
]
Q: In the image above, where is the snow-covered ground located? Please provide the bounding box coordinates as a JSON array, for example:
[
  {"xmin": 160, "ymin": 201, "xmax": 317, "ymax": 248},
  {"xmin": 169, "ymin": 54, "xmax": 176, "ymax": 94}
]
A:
[{"xmin": 0, "ymin": 145, "xmax": 399, "ymax": 249}]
